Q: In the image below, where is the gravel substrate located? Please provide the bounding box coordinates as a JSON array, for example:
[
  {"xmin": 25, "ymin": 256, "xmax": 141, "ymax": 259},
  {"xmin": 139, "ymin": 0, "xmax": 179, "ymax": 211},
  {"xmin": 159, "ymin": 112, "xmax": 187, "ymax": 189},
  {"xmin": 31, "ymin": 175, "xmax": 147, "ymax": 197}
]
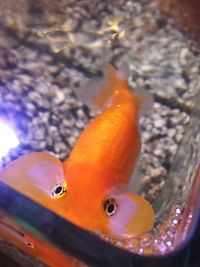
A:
[{"xmin": 0, "ymin": 0, "xmax": 199, "ymax": 266}]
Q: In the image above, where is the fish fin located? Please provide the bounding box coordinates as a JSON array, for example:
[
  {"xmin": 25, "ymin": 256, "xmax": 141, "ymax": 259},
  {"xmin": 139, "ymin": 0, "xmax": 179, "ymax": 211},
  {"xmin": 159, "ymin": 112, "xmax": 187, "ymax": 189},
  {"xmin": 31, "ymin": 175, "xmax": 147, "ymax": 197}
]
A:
[
  {"xmin": 75, "ymin": 63, "xmax": 129, "ymax": 111},
  {"xmin": 117, "ymin": 61, "xmax": 153, "ymax": 117},
  {"xmin": 0, "ymin": 152, "xmax": 66, "ymax": 209},
  {"xmin": 134, "ymin": 87, "xmax": 154, "ymax": 117},
  {"xmin": 116, "ymin": 61, "xmax": 130, "ymax": 81},
  {"xmin": 128, "ymin": 159, "xmax": 144, "ymax": 194},
  {"xmin": 107, "ymin": 192, "xmax": 154, "ymax": 238}
]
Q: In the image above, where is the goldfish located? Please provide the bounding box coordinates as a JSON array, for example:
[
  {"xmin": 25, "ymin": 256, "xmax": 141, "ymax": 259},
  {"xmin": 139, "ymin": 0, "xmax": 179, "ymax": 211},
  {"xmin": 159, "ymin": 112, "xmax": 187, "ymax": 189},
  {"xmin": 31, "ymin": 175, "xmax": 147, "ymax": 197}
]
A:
[{"xmin": 0, "ymin": 63, "xmax": 154, "ymax": 264}]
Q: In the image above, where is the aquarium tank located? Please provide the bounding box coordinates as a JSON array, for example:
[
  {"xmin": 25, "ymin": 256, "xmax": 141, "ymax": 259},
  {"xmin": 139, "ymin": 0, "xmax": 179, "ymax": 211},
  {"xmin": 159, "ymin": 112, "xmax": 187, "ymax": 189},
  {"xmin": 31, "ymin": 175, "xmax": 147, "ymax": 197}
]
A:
[{"xmin": 0, "ymin": 0, "xmax": 199, "ymax": 266}]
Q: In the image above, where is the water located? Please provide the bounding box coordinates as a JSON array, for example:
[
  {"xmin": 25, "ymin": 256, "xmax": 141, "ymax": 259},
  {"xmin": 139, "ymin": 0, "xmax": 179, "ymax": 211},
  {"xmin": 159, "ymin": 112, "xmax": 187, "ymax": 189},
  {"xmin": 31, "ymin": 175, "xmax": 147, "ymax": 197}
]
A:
[{"xmin": 0, "ymin": 0, "xmax": 199, "ymax": 266}]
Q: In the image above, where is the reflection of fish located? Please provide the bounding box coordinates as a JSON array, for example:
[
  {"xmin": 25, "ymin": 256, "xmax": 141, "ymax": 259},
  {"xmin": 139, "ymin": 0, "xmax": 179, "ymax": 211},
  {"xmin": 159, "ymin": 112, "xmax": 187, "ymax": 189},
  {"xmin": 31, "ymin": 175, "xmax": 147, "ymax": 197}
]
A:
[
  {"xmin": 0, "ymin": 214, "xmax": 83, "ymax": 267},
  {"xmin": 0, "ymin": 64, "xmax": 154, "ymax": 251}
]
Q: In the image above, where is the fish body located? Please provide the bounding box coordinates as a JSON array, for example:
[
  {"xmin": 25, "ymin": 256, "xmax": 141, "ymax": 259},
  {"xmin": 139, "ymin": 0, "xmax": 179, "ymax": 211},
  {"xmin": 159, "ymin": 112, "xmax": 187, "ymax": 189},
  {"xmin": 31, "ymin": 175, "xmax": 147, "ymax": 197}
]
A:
[
  {"xmin": 0, "ymin": 64, "xmax": 154, "ymax": 264},
  {"xmin": 65, "ymin": 85, "xmax": 141, "ymax": 185}
]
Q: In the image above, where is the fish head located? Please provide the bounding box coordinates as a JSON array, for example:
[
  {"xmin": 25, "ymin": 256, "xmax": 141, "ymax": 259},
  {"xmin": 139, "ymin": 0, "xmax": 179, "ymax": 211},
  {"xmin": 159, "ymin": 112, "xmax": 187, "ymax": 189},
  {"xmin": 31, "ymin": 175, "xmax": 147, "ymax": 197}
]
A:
[
  {"xmin": 63, "ymin": 166, "xmax": 154, "ymax": 238},
  {"xmin": 0, "ymin": 153, "xmax": 154, "ymax": 238},
  {"xmin": 62, "ymin": 166, "xmax": 117, "ymax": 232}
]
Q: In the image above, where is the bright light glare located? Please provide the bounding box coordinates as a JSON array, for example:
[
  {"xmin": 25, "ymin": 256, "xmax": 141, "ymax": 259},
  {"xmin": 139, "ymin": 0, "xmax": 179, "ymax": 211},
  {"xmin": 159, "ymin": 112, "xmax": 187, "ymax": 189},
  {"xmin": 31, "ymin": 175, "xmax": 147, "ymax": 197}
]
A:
[{"xmin": 0, "ymin": 121, "xmax": 20, "ymax": 160}]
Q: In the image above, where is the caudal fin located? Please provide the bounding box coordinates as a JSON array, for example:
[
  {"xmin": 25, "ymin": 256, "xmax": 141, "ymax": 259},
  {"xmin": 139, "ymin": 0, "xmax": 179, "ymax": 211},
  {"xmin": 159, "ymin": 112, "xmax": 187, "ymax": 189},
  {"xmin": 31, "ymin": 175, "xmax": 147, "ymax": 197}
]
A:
[
  {"xmin": 75, "ymin": 62, "xmax": 153, "ymax": 115},
  {"xmin": 75, "ymin": 63, "xmax": 129, "ymax": 111}
]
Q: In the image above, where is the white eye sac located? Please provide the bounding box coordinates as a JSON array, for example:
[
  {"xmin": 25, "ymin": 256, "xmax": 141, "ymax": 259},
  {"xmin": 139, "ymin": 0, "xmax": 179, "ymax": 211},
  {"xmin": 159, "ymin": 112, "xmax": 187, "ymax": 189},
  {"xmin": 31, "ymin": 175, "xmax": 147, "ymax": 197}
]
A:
[
  {"xmin": 52, "ymin": 182, "xmax": 67, "ymax": 199},
  {"xmin": 103, "ymin": 198, "xmax": 117, "ymax": 216}
]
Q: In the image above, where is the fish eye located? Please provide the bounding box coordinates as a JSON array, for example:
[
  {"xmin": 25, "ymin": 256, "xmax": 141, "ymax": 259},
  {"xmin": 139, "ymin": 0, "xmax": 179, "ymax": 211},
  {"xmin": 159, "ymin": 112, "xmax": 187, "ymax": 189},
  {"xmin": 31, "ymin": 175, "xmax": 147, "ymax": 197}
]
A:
[
  {"xmin": 103, "ymin": 198, "xmax": 117, "ymax": 216},
  {"xmin": 26, "ymin": 241, "xmax": 34, "ymax": 249},
  {"xmin": 52, "ymin": 182, "xmax": 67, "ymax": 199}
]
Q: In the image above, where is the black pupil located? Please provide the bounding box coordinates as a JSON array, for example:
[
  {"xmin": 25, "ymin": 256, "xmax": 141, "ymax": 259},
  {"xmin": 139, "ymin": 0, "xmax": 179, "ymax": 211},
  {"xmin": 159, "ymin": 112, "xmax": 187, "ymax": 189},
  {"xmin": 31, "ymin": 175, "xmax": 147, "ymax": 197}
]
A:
[
  {"xmin": 27, "ymin": 242, "xmax": 33, "ymax": 248},
  {"xmin": 107, "ymin": 203, "xmax": 115, "ymax": 214},
  {"xmin": 103, "ymin": 198, "xmax": 116, "ymax": 216},
  {"xmin": 55, "ymin": 186, "xmax": 63, "ymax": 195}
]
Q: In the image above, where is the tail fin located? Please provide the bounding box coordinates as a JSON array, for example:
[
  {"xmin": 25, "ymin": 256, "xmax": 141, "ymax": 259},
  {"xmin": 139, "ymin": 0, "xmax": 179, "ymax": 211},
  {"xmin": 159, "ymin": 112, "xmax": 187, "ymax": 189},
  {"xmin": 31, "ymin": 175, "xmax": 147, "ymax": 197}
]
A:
[
  {"xmin": 75, "ymin": 62, "xmax": 153, "ymax": 115},
  {"xmin": 75, "ymin": 63, "xmax": 129, "ymax": 111},
  {"xmin": 134, "ymin": 88, "xmax": 154, "ymax": 117}
]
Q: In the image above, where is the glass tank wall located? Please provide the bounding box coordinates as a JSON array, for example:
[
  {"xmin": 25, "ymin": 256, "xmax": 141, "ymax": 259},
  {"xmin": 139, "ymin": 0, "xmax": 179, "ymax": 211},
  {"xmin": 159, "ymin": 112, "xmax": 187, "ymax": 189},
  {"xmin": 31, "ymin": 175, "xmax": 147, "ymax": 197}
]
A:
[{"xmin": 0, "ymin": 0, "xmax": 199, "ymax": 266}]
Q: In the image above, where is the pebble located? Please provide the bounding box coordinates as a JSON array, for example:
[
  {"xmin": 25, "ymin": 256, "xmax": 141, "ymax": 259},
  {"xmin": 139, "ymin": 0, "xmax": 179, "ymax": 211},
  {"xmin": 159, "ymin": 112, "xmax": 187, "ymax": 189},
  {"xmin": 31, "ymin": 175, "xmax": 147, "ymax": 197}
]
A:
[
  {"xmin": 67, "ymin": 136, "xmax": 77, "ymax": 147},
  {"xmin": 75, "ymin": 119, "xmax": 86, "ymax": 129},
  {"xmin": 31, "ymin": 140, "xmax": 47, "ymax": 150},
  {"xmin": 52, "ymin": 89, "xmax": 65, "ymax": 105},
  {"xmin": 34, "ymin": 127, "xmax": 46, "ymax": 140},
  {"xmin": 153, "ymin": 148, "xmax": 164, "ymax": 157},
  {"xmin": 54, "ymin": 142, "xmax": 68, "ymax": 153},
  {"xmin": 25, "ymin": 102, "xmax": 37, "ymax": 116},
  {"xmin": 150, "ymin": 167, "xmax": 167, "ymax": 178},
  {"xmin": 154, "ymin": 118, "xmax": 166, "ymax": 128},
  {"xmin": 168, "ymin": 128, "xmax": 176, "ymax": 138}
]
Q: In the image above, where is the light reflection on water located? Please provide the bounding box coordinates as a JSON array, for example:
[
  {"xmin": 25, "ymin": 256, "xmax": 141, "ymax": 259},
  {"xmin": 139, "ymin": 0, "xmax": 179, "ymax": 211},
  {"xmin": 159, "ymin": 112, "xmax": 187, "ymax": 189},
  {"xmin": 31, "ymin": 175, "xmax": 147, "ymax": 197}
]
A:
[{"xmin": 0, "ymin": 120, "xmax": 19, "ymax": 161}]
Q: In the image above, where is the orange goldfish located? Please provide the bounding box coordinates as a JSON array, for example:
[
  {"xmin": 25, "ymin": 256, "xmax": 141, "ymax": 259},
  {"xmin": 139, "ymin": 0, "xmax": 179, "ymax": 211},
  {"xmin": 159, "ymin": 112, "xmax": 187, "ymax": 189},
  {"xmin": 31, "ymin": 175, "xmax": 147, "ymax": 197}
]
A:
[{"xmin": 0, "ymin": 63, "xmax": 154, "ymax": 258}]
